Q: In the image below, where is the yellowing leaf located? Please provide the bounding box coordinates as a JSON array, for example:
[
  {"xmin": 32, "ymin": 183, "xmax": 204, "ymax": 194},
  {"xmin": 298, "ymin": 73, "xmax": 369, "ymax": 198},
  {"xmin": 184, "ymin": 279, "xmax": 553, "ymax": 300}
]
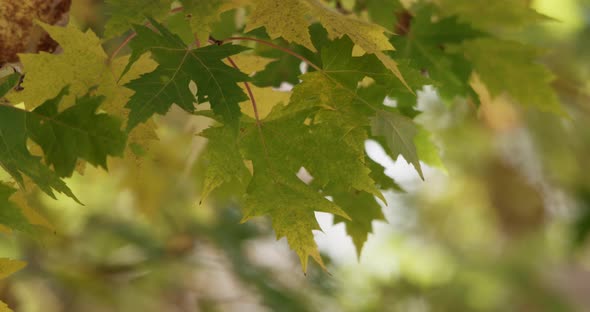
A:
[
  {"xmin": 246, "ymin": 0, "xmax": 315, "ymax": 51},
  {"xmin": 10, "ymin": 22, "xmax": 108, "ymax": 108},
  {"xmin": 245, "ymin": 0, "xmax": 409, "ymax": 88}
]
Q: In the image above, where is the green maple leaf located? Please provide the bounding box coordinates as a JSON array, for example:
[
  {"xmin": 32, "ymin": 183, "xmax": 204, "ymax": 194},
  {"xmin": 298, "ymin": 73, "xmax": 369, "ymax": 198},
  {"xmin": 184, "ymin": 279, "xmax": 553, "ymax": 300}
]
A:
[
  {"xmin": 27, "ymin": 87, "xmax": 127, "ymax": 177},
  {"xmin": 0, "ymin": 183, "xmax": 41, "ymax": 235},
  {"xmin": 371, "ymin": 109, "xmax": 423, "ymax": 179},
  {"xmin": 1, "ymin": 77, "xmax": 125, "ymax": 200},
  {"xmin": 123, "ymin": 18, "xmax": 249, "ymax": 130},
  {"xmin": 457, "ymin": 38, "xmax": 566, "ymax": 116},
  {"xmin": 0, "ymin": 110, "xmax": 75, "ymax": 200},
  {"xmin": 237, "ymin": 106, "xmax": 351, "ymax": 272},
  {"xmin": 390, "ymin": 6, "xmax": 484, "ymax": 99},
  {"xmin": 303, "ymin": 109, "xmax": 384, "ymax": 201}
]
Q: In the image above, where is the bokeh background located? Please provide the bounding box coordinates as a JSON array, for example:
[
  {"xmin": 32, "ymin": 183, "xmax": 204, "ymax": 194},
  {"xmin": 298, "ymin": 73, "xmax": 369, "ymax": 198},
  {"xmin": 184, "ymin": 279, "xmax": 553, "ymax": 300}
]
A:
[{"xmin": 1, "ymin": 0, "xmax": 590, "ymax": 311}]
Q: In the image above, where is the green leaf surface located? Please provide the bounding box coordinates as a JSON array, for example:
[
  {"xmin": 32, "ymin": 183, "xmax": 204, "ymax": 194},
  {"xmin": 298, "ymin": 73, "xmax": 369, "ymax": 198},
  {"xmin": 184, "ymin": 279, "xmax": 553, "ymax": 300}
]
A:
[
  {"xmin": 0, "ymin": 107, "xmax": 76, "ymax": 200},
  {"xmin": 199, "ymin": 125, "xmax": 250, "ymax": 202},
  {"xmin": 28, "ymin": 87, "xmax": 127, "ymax": 177},
  {"xmin": 332, "ymin": 191, "xmax": 385, "ymax": 257},
  {"xmin": 238, "ymin": 105, "xmax": 351, "ymax": 272}
]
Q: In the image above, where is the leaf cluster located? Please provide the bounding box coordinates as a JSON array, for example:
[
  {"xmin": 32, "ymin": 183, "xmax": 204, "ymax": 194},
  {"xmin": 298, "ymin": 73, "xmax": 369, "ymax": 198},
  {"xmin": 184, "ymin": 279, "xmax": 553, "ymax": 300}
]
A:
[{"xmin": 0, "ymin": 0, "xmax": 565, "ymax": 276}]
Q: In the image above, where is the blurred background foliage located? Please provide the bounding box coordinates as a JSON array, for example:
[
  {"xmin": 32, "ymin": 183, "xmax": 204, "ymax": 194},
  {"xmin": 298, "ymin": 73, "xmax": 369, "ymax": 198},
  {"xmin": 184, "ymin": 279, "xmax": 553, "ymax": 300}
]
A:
[{"xmin": 1, "ymin": 0, "xmax": 590, "ymax": 311}]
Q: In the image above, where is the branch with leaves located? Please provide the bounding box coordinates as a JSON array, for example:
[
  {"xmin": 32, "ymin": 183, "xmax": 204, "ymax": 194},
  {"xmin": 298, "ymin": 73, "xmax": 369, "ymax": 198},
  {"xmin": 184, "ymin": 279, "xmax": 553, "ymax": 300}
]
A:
[{"xmin": 0, "ymin": 0, "xmax": 566, "ymax": 292}]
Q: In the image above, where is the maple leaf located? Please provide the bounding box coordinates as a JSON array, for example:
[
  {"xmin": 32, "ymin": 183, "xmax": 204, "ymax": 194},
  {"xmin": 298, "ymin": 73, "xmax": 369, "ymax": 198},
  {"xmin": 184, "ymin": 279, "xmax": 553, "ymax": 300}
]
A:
[
  {"xmin": 457, "ymin": 38, "xmax": 566, "ymax": 116},
  {"xmin": 282, "ymin": 75, "xmax": 385, "ymax": 197},
  {"xmin": 238, "ymin": 106, "xmax": 351, "ymax": 272},
  {"xmin": 27, "ymin": 87, "xmax": 127, "ymax": 177},
  {"xmin": 1, "ymin": 84, "xmax": 126, "ymax": 201},
  {"xmin": 123, "ymin": 18, "xmax": 250, "ymax": 130},
  {"xmin": 371, "ymin": 109, "xmax": 423, "ymax": 179},
  {"xmin": 8, "ymin": 21, "xmax": 159, "ymax": 167},
  {"xmin": 0, "ymin": 106, "xmax": 76, "ymax": 201}
]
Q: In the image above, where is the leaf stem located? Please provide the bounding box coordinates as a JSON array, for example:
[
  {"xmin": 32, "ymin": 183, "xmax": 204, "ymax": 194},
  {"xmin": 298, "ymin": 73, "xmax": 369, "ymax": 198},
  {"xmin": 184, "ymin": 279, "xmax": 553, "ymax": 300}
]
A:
[
  {"xmin": 109, "ymin": 32, "xmax": 137, "ymax": 61},
  {"xmin": 226, "ymin": 55, "xmax": 262, "ymax": 126},
  {"xmin": 221, "ymin": 37, "xmax": 322, "ymax": 72}
]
